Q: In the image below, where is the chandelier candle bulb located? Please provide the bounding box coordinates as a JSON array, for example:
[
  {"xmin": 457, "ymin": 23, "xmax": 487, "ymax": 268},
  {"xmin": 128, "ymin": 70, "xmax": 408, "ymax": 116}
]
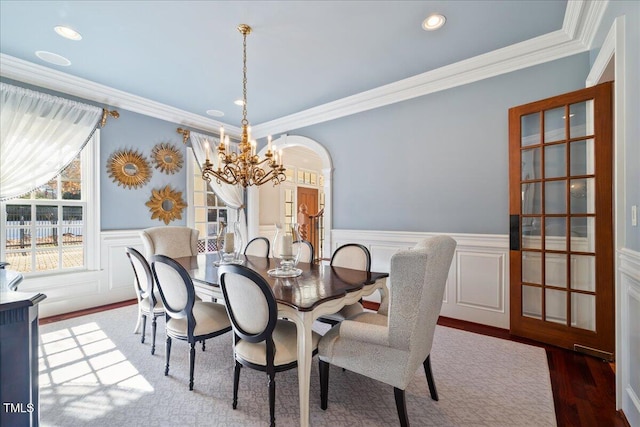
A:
[
  {"xmin": 268, "ymin": 135, "xmax": 272, "ymax": 153},
  {"xmin": 224, "ymin": 232, "xmax": 235, "ymax": 253},
  {"xmin": 205, "ymin": 141, "xmax": 210, "ymax": 160},
  {"xmin": 220, "ymin": 126, "xmax": 224, "ymax": 144}
]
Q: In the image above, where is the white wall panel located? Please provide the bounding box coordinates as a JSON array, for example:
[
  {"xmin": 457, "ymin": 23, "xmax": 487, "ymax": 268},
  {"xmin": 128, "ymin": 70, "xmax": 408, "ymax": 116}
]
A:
[
  {"xmin": 620, "ymin": 248, "xmax": 640, "ymax": 426},
  {"xmin": 332, "ymin": 229, "xmax": 510, "ymax": 328},
  {"xmin": 456, "ymin": 251, "xmax": 505, "ymax": 312}
]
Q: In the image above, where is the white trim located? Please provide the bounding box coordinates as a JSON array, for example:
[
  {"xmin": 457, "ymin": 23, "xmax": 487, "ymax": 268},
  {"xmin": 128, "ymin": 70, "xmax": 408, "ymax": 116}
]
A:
[
  {"xmin": 84, "ymin": 131, "xmax": 101, "ymax": 271},
  {"xmin": 0, "ymin": 1, "xmax": 608, "ymax": 139},
  {"xmin": 0, "ymin": 54, "xmax": 240, "ymax": 136}
]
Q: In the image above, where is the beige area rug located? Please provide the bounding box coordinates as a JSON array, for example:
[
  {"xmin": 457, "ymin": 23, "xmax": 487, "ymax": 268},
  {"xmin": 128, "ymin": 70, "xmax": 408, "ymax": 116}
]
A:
[{"xmin": 38, "ymin": 305, "xmax": 556, "ymax": 426}]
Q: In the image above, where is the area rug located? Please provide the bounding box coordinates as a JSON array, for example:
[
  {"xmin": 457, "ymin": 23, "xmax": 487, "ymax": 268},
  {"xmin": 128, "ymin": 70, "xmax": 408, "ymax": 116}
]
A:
[{"xmin": 38, "ymin": 305, "xmax": 556, "ymax": 426}]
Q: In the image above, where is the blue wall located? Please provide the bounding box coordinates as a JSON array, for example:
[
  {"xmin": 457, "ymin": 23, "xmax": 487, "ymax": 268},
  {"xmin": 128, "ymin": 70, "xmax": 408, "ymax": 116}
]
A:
[{"xmin": 295, "ymin": 52, "xmax": 591, "ymax": 234}]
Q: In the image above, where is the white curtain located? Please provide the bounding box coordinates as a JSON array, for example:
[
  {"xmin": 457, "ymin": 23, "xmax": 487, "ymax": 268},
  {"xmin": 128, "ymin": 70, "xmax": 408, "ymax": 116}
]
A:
[
  {"xmin": 189, "ymin": 130, "xmax": 247, "ymax": 244},
  {"xmin": 0, "ymin": 83, "xmax": 103, "ymax": 201}
]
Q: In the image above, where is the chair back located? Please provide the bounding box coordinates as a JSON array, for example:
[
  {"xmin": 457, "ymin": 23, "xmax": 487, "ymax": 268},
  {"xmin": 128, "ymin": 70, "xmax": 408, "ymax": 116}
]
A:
[
  {"xmin": 218, "ymin": 264, "xmax": 277, "ymax": 344},
  {"xmin": 140, "ymin": 226, "xmax": 199, "ymax": 259},
  {"xmin": 293, "ymin": 240, "xmax": 314, "ymax": 264},
  {"xmin": 151, "ymin": 255, "xmax": 197, "ymax": 327},
  {"xmin": 244, "ymin": 237, "xmax": 270, "ymax": 258},
  {"xmin": 330, "ymin": 243, "xmax": 371, "ymax": 271},
  {"xmin": 387, "ymin": 236, "xmax": 456, "ymax": 358},
  {"xmin": 126, "ymin": 247, "xmax": 158, "ymax": 305}
]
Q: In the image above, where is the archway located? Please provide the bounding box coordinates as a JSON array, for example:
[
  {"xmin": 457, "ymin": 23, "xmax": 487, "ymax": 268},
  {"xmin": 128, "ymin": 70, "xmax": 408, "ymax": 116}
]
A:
[{"xmin": 247, "ymin": 135, "xmax": 333, "ymax": 259}]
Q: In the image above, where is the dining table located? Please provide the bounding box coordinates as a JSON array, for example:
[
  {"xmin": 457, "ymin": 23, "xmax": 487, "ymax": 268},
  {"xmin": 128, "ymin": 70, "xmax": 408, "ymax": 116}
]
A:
[{"xmin": 173, "ymin": 253, "xmax": 389, "ymax": 427}]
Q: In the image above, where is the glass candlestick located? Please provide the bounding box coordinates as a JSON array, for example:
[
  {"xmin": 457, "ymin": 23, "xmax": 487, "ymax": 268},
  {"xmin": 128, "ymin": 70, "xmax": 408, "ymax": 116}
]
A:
[
  {"xmin": 215, "ymin": 222, "xmax": 244, "ymax": 266},
  {"xmin": 268, "ymin": 223, "xmax": 302, "ymax": 277}
]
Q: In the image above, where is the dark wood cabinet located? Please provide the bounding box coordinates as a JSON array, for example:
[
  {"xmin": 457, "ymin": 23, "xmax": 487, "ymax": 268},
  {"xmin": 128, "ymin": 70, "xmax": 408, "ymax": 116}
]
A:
[{"xmin": 1, "ymin": 269, "xmax": 46, "ymax": 427}]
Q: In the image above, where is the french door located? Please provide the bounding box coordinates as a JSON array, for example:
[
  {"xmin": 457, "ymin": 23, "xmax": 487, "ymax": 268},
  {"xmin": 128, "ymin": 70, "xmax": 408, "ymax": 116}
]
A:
[{"xmin": 508, "ymin": 82, "xmax": 614, "ymax": 358}]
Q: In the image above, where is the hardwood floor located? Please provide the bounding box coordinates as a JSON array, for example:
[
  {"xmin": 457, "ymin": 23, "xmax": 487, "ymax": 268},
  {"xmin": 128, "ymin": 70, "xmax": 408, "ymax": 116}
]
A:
[
  {"xmin": 438, "ymin": 316, "xmax": 629, "ymax": 427},
  {"xmin": 41, "ymin": 303, "xmax": 629, "ymax": 427}
]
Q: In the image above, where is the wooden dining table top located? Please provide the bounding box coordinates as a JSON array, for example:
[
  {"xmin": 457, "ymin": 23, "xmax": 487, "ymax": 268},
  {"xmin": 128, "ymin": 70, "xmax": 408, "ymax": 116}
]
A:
[{"xmin": 173, "ymin": 253, "xmax": 388, "ymax": 312}]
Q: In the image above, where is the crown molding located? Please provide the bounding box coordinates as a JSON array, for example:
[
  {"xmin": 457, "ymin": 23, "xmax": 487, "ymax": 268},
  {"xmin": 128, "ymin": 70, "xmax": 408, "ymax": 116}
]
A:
[
  {"xmin": 252, "ymin": 30, "xmax": 585, "ymax": 138},
  {"xmin": 1, "ymin": 0, "xmax": 607, "ymax": 140},
  {"xmin": 0, "ymin": 53, "xmax": 241, "ymax": 136}
]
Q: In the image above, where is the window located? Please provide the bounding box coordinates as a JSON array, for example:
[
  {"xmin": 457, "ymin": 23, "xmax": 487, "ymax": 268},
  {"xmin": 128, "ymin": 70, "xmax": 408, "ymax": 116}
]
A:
[
  {"xmin": 1, "ymin": 132, "xmax": 99, "ymax": 275},
  {"xmin": 190, "ymin": 153, "xmax": 228, "ymax": 253}
]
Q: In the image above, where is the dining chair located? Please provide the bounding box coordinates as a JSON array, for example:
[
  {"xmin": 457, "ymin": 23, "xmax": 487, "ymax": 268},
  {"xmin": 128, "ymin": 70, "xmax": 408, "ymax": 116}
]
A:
[
  {"xmin": 316, "ymin": 243, "xmax": 371, "ymax": 325},
  {"xmin": 218, "ymin": 264, "xmax": 320, "ymax": 427},
  {"xmin": 125, "ymin": 247, "xmax": 164, "ymax": 355},
  {"xmin": 293, "ymin": 239, "xmax": 314, "ymax": 264},
  {"xmin": 243, "ymin": 236, "xmax": 270, "ymax": 258},
  {"xmin": 151, "ymin": 254, "xmax": 232, "ymax": 391},
  {"xmin": 318, "ymin": 236, "xmax": 456, "ymax": 427},
  {"xmin": 140, "ymin": 226, "xmax": 199, "ymax": 259}
]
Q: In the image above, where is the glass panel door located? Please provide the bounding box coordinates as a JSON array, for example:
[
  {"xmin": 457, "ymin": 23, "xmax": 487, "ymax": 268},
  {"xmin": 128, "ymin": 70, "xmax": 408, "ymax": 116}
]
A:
[{"xmin": 508, "ymin": 82, "xmax": 614, "ymax": 357}]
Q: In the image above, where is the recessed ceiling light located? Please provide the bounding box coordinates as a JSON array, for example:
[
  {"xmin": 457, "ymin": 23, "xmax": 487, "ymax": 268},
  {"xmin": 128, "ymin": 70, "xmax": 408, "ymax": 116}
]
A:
[
  {"xmin": 54, "ymin": 25, "xmax": 82, "ymax": 41},
  {"xmin": 206, "ymin": 109, "xmax": 225, "ymax": 117},
  {"xmin": 422, "ymin": 14, "xmax": 446, "ymax": 31},
  {"xmin": 234, "ymin": 99, "xmax": 245, "ymax": 106},
  {"xmin": 35, "ymin": 51, "xmax": 71, "ymax": 66}
]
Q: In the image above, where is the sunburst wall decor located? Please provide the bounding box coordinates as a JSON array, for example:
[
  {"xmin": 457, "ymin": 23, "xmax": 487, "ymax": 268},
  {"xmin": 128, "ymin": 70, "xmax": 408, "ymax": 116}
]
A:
[
  {"xmin": 145, "ymin": 185, "xmax": 187, "ymax": 224},
  {"xmin": 152, "ymin": 142, "xmax": 183, "ymax": 174},
  {"xmin": 107, "ymin": 148, "xmax": 152, "ymax": 189}
]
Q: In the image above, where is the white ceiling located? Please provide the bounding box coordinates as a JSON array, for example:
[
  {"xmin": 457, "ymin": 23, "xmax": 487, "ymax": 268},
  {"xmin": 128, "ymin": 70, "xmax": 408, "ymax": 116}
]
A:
[{"xmin": 1, "ymin": 1, "xmax": 602, "ymax": 140}]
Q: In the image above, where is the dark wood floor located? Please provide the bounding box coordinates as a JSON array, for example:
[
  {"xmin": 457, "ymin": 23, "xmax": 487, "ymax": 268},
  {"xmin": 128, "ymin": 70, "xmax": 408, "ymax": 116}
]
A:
[{"xmin": 42, "ymin": 301, "xmax": 629, "ymax": 427}]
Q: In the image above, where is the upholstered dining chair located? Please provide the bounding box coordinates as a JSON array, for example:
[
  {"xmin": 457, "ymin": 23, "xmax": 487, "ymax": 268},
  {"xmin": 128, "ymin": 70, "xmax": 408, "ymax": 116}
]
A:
[
  {"xmin": 126, "ymin": 247, "xmax": 164, "ymax": 355},
  {"xmin": 316, "ymin": 243, "xmax": 371, "ymax": 326},
  {"xmin": 140, "ymin": 226, "xmax": 199, "ymax": 259},
  {"xmin": 243, "ymin": 236, "xmax": 270, "ymax": 258},
  {"xmin": 151, "ymin": 255, "xmax": 232, "ymax": 390},
  {"xmin": 293, "ymin": 239, "xmax": 314, "ymax": 264},
  {"xmin": 318, "ymin": 236, "xmax": 456, "ymax": 427},
  {"xmin": 218, "ymin": 264, "xmax": 320, "ymax": 427}
]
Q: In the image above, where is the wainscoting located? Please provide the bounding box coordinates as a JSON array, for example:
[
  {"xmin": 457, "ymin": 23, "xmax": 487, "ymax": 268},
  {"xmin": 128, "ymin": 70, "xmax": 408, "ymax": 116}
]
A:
[
  {"xmin": 331, "ymin": 230, "xmax": 510, "ymax": 328},
  {"xmin": 619, "ymin": 248, "xmax": 640, "ymax": 426}
]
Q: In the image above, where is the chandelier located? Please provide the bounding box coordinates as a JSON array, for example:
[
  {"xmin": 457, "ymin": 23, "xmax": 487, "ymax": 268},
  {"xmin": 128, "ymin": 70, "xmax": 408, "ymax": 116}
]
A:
[{"xmin": 202, "ymin": 24, "xmax": 286, "ymax": 187}]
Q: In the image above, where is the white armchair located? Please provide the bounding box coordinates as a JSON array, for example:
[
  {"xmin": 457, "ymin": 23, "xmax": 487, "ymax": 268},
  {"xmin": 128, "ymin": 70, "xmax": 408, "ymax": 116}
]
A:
[
  {"xmin": 318, "ymin": 235, "xmax": 456, "ymax": 427},
  {"xmin": 140, "ymin": 226, "xmax": 199, "ymax": 259}
]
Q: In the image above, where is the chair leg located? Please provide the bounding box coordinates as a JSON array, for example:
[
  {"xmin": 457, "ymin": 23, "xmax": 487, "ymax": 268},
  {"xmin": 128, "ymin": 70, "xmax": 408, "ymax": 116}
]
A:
[
  {"xmin": 140, "ymin": 314, "xmax": 147, "ymax": 344},
  {"xmin": 319, "ymin": 360, "xmax": 329, "ymax": 410},
  {"xmin": 151, "ymin": 315, "xmax": 157, "ymax": 355},
  {"xmin": 164, "ymin": 336, "xmax": 171, "ymax": 376},
  {"xmin": 189, "ymin": 342, "xmax": 196, "ymax": 391},
  {"xmin": 202, "ymin": 340, "xmax": 206, "ymax": 352},
  {"xmin": 133, "ymin": 306, "xmax": 143, "ymax": 334},
  {"xmin": 233, "ymin": 361, "xmax": 241, "ymax": 409},
  {"xmin": 268, "ymin": 370, "xmax": 276, "ymax": 427},
  {"xmin": 423, "ymin": 355, "xmax": 439, "ymax": 401},
  {"xmin": 394, "ymin": 387, "xmax": 410, "ymax": 427}
]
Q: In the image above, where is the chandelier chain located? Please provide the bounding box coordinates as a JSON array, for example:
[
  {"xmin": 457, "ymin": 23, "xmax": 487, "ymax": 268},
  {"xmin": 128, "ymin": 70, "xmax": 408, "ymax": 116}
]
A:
[{"xmin": 241, "ymin": 27, "xmax": 248, "ymax": 127}]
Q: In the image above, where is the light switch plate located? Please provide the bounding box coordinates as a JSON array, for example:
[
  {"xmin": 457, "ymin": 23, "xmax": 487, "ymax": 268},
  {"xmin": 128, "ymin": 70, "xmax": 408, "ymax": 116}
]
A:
[{"xmin": 632, "ymin": 205, "xmax": 638, "ymax": 227}]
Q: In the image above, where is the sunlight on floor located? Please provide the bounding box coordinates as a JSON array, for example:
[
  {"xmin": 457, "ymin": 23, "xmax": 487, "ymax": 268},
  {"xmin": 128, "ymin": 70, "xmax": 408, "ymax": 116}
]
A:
[{"xmin": 39, "ymin": 321, "xmax": 154, "ymax": 421}]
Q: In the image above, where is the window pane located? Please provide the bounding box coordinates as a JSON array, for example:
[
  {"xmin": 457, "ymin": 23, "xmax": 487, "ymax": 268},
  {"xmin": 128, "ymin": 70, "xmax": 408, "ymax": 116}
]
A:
[
  {"xmin": 544, "ymin": 107, "xmax": 566, "ymax": 143},
  {"xmin": 545, "ymin": 181, "xmax": 566, "ymax": 214},
  {"xmin": 570, "ymin": 255, "xmax": 595, "ymax": 291},
  {"xmin": 571, "ymin": 293, "xmax": 595, "ymax": 331},
  {"xmin": 544, "ymin": 144, "xmax": 566, "ymax": 178},
  {"xmin": 545, "ymin": 289, "xmax": 567, "ymax": 324},
  {"xmin": 569, "ymin": 100, "xmax": 594, "ymax": 139},
  {"xmin": 522, "ymin": 252, "xmax": 541, "ymax": 285},
  {"xmin": 521, "ymin": 113, "xmax": 540, "ymax": 147},
  {"xmin": 570, "ymin": 139, "xmax": 594, "ymax": 176},
  {"xmin": 570, "ymin": 217, "xmax": 595, "ymax": 252},
  {"xmin": 36, "ymin": 205, "xmax": 58, "ymax": 222},
  {"xmin": 522, "ymin": 285, "xmax": 542, "ymax": 319},
  {"xmin": 570, "ymin": 178, "xmax": 595, "ymax": 214},
  {"xmin": 521, "ymin": 148, "xmax": 541, "ymax": 180},
  {"xmin": 62, "ymin": 248, "xmax": 83, "ymax": 268},
  {"xmin": 5, "ymin": 252, "xmax": 32, "ymax": 273},
  {"xmin": 36, "ymin": 249, "xmax": 59, "ymax": 271},
  {"xmin": 522, "ymin": 183, "xmax": 541, "ymax": 214},
  {"xmin": 6, "ymin": 204, "xmax": 31, "ymax": 221},
  {"xmin": 545, "ymin": 217, "xmax": 566, "ymax": 251},
  {"xmin": 545, "ymin": 253, "xmax": 567, "ymax": 288}
]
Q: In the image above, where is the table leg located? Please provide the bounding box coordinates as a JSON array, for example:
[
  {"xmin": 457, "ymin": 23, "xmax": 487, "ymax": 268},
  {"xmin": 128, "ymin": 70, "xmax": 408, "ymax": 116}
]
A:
[{"xmin": 295, "ymin": 311, "xmax": 314, "ymax": 427}]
